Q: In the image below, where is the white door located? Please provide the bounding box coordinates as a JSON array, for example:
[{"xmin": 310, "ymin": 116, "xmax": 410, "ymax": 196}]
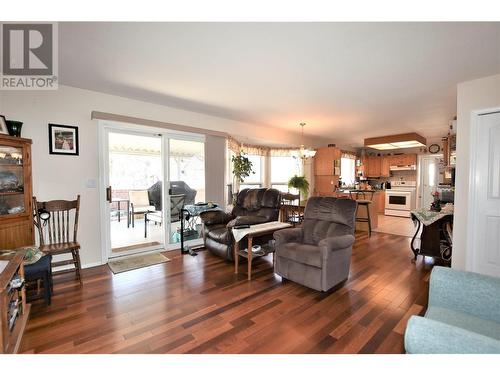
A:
[
  {"xmin": 419, "ymin": 155, "xmax": 440, "ymax": 209},
  {"xmin": 471, "ymin": 111, "xmax": 500, "ymax": 277}
]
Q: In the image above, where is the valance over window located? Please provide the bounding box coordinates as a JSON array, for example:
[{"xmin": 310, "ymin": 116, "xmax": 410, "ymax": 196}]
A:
[
  {"xmin": 341, "ymin": 150, "xmax": 357, "ymax": 159},
  {"xmin": 227, "ymin": 136, "xmax": 300, "ymax": 157}
]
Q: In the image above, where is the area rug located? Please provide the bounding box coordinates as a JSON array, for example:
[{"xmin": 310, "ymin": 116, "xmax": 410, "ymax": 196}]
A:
[{"xmin": 108, "ymin": 252, "xmax": 170, "ymax": 274}]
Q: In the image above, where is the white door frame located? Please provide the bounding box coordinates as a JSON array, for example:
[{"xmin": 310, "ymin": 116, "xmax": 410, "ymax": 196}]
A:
[
  {"xmin": 97, "ymin": 120, "xmax": 205, "ymax": 264},
  {"xmin": 466, "ymin": 106, "xmax": 500, "ymax": 272},
  {"xmin": 417, "ymin": 153, "xmax": 442, "ymax": 209}
]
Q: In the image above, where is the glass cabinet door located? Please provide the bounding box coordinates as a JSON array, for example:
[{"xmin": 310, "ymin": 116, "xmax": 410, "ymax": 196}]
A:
[{"xmin": 0, "ymin": 145, "xmax": 25, "ymax": 216}]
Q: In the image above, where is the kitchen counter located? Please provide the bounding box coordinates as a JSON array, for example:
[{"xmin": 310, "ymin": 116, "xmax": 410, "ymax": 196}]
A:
[{"xmin": 336, "ymin": 188, "xmax": 383, "ymax": 195}]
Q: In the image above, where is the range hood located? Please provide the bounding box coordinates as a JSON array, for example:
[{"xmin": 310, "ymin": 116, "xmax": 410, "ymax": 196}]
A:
[
  {"xmin": 390, "ymin": 165, "xmax": 416, "ymax": 171},
  {"xmin": 364, "ymin": 132, "xmax": 426, "ymax": 150}
]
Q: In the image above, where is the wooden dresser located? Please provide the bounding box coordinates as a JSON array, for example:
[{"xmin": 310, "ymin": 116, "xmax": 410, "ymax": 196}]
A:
[
  {"xmin": 0, "ymin": 135, "xmax": 34, "ymax": 250},
  {"xmin": 0, "ymin": 249, "xmax": 30, "ymax": 353}
]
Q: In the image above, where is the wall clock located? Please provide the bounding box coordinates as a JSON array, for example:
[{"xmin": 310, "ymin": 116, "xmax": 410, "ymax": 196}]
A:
[{"xmin": 428, "ymin": 144, "xmax": 440, "ymax": 154}]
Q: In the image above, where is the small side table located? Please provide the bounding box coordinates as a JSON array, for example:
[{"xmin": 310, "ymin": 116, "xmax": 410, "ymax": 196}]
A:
[
  {"xmin": 180, "ymin": 204, "xmax": 222, "ymax": 255},
  {"xmin": 410, "ymin": 208, "xmax": 453, "ymax": 263},
  {"xmin": 233, "ymin": 222, "xmax": 292, "ymax": 280}
]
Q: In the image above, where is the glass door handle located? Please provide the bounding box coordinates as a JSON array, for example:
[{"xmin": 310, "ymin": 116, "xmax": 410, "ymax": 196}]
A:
[{"xmin": 106, "ymin": 186, "xmax": 112, "ymax": 203}]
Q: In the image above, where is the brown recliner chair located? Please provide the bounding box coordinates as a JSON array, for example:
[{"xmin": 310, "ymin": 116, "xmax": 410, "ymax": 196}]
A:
[
  {"xmin": 200, "ymin": 188, "xmax": 281, "ymax": 261},
  {"xmin": 274, "ymin": 197, "xmax": 357, "ymax": 292}
]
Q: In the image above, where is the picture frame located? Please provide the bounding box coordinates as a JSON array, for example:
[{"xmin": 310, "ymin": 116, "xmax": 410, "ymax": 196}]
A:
[
  {"xmin": 48, "ymin": 123, "xmax": 79, "ymax": 155},
  {"xmin": 0, "ymin": 115, "xmax": 8, "ymax": 135}
]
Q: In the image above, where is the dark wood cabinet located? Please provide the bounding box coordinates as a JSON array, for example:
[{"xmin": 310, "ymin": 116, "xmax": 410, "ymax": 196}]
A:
[{"xmin": 0, "ymin": 135, "xmax": 34, "ymax": 250}]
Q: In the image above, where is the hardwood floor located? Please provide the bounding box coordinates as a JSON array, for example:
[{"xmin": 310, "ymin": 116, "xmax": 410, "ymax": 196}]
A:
[
  {"xmin": 20, "ymin": 232, "xmax": 434, "ymax": 354},
  {"xmin": 373, "ymin": 214, "xmax": 419, "ymax": 238}
]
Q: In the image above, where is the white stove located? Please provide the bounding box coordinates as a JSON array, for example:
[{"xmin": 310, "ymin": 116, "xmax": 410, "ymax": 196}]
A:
[{"xmin": 385, "ymin": 180, "xmax": 416, "ymax": 217}]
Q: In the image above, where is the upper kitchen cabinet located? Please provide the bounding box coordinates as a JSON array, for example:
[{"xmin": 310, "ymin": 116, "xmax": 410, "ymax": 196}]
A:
[
  {"xmin": 442, "ymin": 135, "xmax": 456, "ymax": 167},
  {"xmin": 314, "ymin": 146, "xmax": 341, "ymax": 176},
  {"xmin": 387, "ymin": 154, "xmax": 417, "ymax": 167},
  {"xmin": 380, "ymin": 156, "xmax": 390, "ymax": 177},
  {"xmin": 366, "ymin": 156, "xmax": 381, "ymax": 177},
  {"xmin": 362, "ymin": 153, "xmax": 417, "ymax": 178}
]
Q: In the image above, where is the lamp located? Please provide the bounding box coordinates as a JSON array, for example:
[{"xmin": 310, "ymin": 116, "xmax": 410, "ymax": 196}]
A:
[{"xmin": 292, "ymin": 123, "xmax": 317, "ymax": 160}]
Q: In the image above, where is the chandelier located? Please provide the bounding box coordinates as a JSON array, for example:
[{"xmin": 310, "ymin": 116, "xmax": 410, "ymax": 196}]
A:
[{"xmin": 292, "ymin": 122, "xmax": 317, "ymax": 160}]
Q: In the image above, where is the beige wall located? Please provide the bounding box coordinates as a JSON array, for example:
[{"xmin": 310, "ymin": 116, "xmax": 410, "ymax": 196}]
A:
[
  {"xmin": 205, "ymin": 135, "xmax": 227, "ymax": 208},
  {"xmin": 453, "ymin": 74, "xmax": 500, "ymax": 270},
  {"xmin": 1, "ymin": 85, "xmax": 324, "ymax": 267}
]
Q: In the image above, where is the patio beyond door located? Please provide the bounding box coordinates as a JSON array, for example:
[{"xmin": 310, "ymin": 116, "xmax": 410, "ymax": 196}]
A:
[
  {"xmin": 107, "ymin": 131, "xmax": 165, "ymax": 254},
  {"xmin": 168, "ymin": 138, "xmax": 205, "ymax": 246}
]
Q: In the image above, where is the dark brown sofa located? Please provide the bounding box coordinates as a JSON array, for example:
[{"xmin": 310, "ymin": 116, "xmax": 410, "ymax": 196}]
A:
[
  {"xmin": 273, "ymin": 197, "xmax": 357, "ymax": 291},
  {"xmin": 199, "ymin": 188, "xmax": 281, "ymax": 261}
]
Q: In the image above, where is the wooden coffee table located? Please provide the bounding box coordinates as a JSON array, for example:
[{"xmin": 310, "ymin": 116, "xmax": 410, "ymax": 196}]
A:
[{"xmin": 233, "ymin": 222, "xmax": 291, "ymax": 280}]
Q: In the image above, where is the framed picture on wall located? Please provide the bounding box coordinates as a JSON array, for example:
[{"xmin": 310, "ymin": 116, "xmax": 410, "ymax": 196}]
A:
[
  {"xmin": 0, "ymin": 115, "xmax": 8, "ymax": 135},
  {"xmin": 48, "ymin": 123, "xmax": 79, "ymax": 155}
]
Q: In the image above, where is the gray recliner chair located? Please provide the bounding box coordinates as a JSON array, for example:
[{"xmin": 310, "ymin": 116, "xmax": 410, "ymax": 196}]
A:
[{"xmin": 273, "ymin": 197, "xmax": 357, "ymax": 292}]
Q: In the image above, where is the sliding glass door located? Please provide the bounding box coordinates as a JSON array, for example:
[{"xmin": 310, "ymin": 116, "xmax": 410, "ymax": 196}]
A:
[
  {"xmin": 100, "ymin": 123, "xmax": 206, "ymax": 260},
  {"xmin": 105, "ymin": 130, "xmax": 165, "ymax": 256},
  {"xmin": 168, "ymin": 138, "xmax": 205, "ymax": 246}
]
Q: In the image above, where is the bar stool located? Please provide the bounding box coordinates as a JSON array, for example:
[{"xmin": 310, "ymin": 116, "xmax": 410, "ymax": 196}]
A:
[{"xmin": 349, "ymin": 191, "xmax": 375, "ymax": 236}]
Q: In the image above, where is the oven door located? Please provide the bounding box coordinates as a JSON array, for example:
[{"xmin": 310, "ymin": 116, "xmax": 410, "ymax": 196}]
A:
[{"xmin": 385, "ymin": 191, "xmax": 412, "ymax": 211}]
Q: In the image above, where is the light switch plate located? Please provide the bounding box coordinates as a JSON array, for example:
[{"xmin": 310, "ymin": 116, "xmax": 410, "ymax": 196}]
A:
[{"xmin": 86, "ymin": 179, "xmax": 97, "ymax": 188}]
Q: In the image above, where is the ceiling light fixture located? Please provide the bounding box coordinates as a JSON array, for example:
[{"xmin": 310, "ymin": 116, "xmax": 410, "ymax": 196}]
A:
[
  {"xmin": 364, "ymin": 133, "xmax": 426, "ymax": 150},
  {"xmin": 292, "ymin": 122, "xmax": 317, "ymax": 160}
]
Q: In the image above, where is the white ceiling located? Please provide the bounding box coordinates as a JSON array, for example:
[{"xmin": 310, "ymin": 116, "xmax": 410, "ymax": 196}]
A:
[{"xmin": 59, "ymin": 22, "xmax": 500, "ymax": 147}]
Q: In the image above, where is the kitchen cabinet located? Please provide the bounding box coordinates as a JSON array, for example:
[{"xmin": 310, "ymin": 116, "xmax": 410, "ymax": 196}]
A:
[
  {"xmin": 313, "ymin": 146, "xmax": 341, "ymax": 195},
  {"xmin": 314, "ymin": 147, "xmax": 341, "ymax": 176},
  {"xmin": 442, "ymin": 135, "xmax": 456, "ymax": 167},
  {"xmin": 387, "ymin": 154, "xmax": 416, "ymax": 167},
  {"xmin": 377, "ymin": 191, "xmax": 386, "ymax": 214},
  {"xmin": 361, "ymin": 153, "xmax": 416, "ymax": 178},
  {"xmin": 380, "ymin": 156, "xmax": 390, "ymax": 177},
  {"xmin": 366, "ymin": 156, "xmax": 381, "ymax": 178},
  {"xmin": 315, "ymin": 176, "xmax": 338, "ymax": 195}
]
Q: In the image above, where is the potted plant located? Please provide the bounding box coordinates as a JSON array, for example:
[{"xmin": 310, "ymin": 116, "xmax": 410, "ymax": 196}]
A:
[
  {"xmin": 231, "ymin": 152, "xmax": 254, "ymax": 196},
  {"xmin": 288, "ymin": 175, "xmax": 309, "ymax": 202}
]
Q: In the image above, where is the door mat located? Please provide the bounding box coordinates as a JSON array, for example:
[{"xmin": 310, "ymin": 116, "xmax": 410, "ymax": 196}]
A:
[{"xmin": 108, "ymin": 252, "xmax": 170, "ymax": 274}]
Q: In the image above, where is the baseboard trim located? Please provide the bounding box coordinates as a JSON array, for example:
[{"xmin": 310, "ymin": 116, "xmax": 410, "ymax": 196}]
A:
[{"xmin": 82, "ymin": 261, "xmax": 105, "ymax": 269}]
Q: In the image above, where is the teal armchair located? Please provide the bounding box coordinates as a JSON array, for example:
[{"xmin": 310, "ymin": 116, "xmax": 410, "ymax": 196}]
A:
[{"xmin": 405, "ymin": 266, "xmax": 500, "ymax": 354}]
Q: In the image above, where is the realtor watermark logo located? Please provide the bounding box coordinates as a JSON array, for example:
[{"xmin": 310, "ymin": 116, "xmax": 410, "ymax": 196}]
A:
[{"xmin": 1, "ymin": 22, "xmax": 58, "ymax": 90}]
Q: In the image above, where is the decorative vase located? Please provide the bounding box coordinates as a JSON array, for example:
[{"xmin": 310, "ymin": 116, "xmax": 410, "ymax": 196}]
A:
[{"xmin": 5, "ymin": 120, "xmax": 23, "ymax": 137}]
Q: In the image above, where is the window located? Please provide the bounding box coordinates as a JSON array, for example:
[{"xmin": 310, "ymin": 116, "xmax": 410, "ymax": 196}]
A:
[
  {"xmin": 270, "ymin": 156, "xmax": 302, "ymax": 193},
  {"xmin": 341, "ymin": 157, "xmax": 356, "ymax": 187},
  {"xmin": 240, "ymin": 154, "xmax": 263, "ymax": 189}
]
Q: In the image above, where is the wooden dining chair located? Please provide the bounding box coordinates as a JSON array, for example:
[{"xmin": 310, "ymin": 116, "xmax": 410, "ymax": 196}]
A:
[{"xmin": 32, "ymin": 195, "xmax": 82, "ymax": 284}]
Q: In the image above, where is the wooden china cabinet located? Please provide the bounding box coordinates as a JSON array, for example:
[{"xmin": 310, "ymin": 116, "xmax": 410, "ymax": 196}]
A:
[{"xmin": 0, "ymin": 134, "xmax": 34, "ymax": 250}]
